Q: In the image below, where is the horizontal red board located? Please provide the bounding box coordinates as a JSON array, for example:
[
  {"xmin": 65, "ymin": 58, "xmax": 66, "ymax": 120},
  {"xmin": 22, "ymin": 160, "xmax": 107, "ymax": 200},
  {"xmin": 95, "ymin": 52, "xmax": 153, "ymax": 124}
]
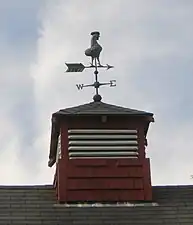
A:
[
  {"xmin": 66, "ymin": 190, "xmax": 144, "ymax": 201},
  {"xmin": 116, "ymin": 159, "xmax": 146, "ymax": 166},
  {"xmin": 68, "ymin": 166, "xmax": 143, "ymax": 178},
  {"xmin": 134, "ymin": 179, "xmax": 144, "ymax": 189},
  {"xmin": 70, "ymin": 158, "xmax": 144, "ymax": 167},
  {"xmin": 70, "ymin": 159, "xmax": 107, "ymax": 166},
  {"xmin": 67, "ymin": 178, "xmax": 143, "ymax": 190}
]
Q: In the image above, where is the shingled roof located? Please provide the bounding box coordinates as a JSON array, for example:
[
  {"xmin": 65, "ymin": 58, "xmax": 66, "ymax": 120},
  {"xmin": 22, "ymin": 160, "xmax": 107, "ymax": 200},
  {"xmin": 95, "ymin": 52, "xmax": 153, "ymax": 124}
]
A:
[
  {"xmin": 53, "ymin": 101, "xmax": 154, "ymax": 117},
  {"xmin": 0, "ymin": 185, "xmax": 193, "ymax": 224}
]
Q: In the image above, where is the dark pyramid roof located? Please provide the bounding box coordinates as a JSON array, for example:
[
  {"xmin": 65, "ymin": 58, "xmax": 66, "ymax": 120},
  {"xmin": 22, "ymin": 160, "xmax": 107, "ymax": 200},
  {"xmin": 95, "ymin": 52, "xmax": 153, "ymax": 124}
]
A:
[
  {"xmin": 0, "ymin": 185, "xmax": 193, "ymax": 224},
  {"xmin": 54, "ymin": 101, "xmax": 154, "ymax": 117}
]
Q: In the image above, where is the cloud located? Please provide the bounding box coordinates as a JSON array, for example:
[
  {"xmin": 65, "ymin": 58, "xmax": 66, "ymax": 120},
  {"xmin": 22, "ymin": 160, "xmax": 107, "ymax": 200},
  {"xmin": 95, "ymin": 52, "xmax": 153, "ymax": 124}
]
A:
[
  {"xmin": 1, "ymin": 0, "xmax": 193, "ymax": 185},
  {"xmin": 0, "ymin": 0, "xmax": 48, "ymax": 184}
]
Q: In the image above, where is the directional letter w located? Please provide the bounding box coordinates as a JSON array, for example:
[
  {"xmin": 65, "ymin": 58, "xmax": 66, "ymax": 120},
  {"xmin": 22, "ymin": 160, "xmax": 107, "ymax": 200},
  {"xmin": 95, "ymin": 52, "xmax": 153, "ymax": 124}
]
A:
[{"xmin": 76, "ymin": 84, "xmax": 84, "ymax": 90}]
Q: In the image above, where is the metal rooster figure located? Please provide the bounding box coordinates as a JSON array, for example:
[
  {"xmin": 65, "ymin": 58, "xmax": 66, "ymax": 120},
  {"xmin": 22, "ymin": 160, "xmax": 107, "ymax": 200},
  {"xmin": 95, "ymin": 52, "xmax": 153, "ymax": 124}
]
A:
[
  {"xmin": 85, "ymin": 31, "xmax": 102, "ymax": 66},
  {"xmin": 65, "ymin": 31, "xmax": 115, "ymax": 102}
]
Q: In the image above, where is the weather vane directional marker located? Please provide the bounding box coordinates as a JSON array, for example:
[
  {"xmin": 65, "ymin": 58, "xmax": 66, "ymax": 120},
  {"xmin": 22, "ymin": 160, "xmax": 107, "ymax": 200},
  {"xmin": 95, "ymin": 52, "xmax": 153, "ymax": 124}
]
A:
[
  {"xmin": 65, "ymin": 31, "xmax": 116, "ymax": 102},
  {"xmin": 76, "ymin": 80, "xmax": 116, "ymax": 90},
  {"xmin": 65, "ymin": 63, "xmax": 114, "ymax": 72}
]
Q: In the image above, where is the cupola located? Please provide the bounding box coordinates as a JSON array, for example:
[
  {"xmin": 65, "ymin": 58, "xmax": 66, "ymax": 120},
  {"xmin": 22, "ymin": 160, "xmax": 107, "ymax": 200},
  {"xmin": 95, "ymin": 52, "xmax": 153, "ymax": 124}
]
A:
[
  {"xmin": 48, "ymin": 101, "xmax": 154, "ymax": 202},
  {"xmin": 48, "ymin": 31, "xmax": 154, "ymax": 203}
]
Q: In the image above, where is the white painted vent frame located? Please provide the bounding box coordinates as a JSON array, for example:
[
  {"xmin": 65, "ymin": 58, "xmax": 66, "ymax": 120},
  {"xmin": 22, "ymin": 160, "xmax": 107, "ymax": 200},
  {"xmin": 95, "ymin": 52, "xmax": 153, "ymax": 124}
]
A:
[
  {"xmin": 56, "ymin": 133, "xmax": 61, "ymax": 162},
  {"xmin": 68, "ymin": 129, "xmax": 139, "ymax": 159}
]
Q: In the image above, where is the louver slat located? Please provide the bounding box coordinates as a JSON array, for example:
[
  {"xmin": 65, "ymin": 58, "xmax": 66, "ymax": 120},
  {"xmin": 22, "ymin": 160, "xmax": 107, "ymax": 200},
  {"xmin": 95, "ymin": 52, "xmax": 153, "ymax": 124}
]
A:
[
  {"xmin": 69, "ymin": 152, "xmax": 138, "ymax": 157},
  {"xmin": 68, "ymin": 129, "xmax": 137, "ymax": 134},
  {"xmin": 69, "ymin": 140, "xmax": 138, "ymax": 145},
  {"xmin": 69, "ymin": 135, "xmax": 137, "ymax": 139},
  {"xmin": 69, "ymin": 146, "xmax": 138, "ymax": 151}
]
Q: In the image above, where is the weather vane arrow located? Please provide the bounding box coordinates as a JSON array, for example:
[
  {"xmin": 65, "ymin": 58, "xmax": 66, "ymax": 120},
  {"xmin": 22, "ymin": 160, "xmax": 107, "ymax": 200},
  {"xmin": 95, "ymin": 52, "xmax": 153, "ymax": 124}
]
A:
[
  {"xmin": 65, "ymin": 31, "xmax": 116, "ymax": 102},
  {"xmin": 65, "ymin": 63, "xmax": 114, "ymax": 72}
]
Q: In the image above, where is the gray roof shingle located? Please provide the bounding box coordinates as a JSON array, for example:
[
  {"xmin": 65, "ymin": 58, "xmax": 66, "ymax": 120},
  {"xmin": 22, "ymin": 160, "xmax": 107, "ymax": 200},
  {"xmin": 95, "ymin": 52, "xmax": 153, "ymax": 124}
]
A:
[
  {"xmin": 0, "ymin": 185, "xmax": 193, "ymax": 225},
  {"xmin": 53, "ymin": 101, "xmax": 154, "ymax": 117}
]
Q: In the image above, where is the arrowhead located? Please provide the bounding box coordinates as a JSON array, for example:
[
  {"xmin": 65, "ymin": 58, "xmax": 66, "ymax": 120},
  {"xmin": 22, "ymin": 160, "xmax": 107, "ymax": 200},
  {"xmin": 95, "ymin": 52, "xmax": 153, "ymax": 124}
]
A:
[{"xmin": 106, "ymin": 64, "xmax": 114, "ymax": 70}]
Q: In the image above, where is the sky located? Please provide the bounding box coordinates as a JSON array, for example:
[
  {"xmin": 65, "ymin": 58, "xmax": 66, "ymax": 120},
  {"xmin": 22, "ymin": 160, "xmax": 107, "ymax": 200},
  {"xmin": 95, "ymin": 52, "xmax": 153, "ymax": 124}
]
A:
[{"xmin": 0, "ymin": 0, "xmax": 193, "ymax": 185}]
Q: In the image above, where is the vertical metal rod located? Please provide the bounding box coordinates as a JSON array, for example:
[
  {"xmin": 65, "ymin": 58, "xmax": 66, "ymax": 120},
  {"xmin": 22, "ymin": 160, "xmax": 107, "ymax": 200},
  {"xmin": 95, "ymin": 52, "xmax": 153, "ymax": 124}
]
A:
[{"xmin": 94, "ymin": 58, "xmax": 99, "ymax": 95}]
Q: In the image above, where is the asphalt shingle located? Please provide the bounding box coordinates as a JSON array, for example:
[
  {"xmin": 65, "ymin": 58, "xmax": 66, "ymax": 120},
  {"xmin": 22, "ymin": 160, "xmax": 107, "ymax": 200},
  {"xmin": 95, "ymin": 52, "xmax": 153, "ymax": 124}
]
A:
[
  {"xmin": 0, "ymin": 185, "xmax": 193, "ymax": 225},
  {"xmin": 53, "ymin": 101, "xmax": 154, "ymax": 116}
]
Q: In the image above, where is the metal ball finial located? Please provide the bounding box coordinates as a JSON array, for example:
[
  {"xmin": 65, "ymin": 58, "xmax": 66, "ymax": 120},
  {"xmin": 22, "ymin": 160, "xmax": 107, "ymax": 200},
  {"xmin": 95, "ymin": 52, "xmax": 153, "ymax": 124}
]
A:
[{"xmin": 93, "ymin": 94, "xmax": 102, "ymax": 102}]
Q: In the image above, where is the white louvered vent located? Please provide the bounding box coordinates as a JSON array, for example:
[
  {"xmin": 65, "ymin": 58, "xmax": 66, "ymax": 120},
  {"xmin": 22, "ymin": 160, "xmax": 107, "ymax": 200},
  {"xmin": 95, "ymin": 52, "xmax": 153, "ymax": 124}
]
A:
[
  {"xmin": 68, "ymin": 129, "xmax": 139, "ymax": 159},
  {"xmin": 56, "ymin": 133, "xmax": 61, "ymax": 162}
]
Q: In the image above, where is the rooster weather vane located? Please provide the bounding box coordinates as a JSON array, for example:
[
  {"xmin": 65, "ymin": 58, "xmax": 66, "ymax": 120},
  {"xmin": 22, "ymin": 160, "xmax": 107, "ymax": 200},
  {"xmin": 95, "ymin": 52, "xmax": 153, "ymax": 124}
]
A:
[{"xmin": 65, "ymin": 31, "xmax": 116, "ymax": 102}]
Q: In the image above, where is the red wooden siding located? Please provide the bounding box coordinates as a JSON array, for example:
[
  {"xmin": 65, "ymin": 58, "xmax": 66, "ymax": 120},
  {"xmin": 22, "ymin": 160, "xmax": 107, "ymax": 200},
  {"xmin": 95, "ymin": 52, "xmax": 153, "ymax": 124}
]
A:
[
  {"xmin": 66, "ymin": 190, "xmax": 144, "ymax": 202},
  {"xmin": 55, "ymin": 116, "xmax": 152, "ymax": 202},
  {"xmin": 63, "ymin": 158, "xmax": 149, "ymax": 202}
]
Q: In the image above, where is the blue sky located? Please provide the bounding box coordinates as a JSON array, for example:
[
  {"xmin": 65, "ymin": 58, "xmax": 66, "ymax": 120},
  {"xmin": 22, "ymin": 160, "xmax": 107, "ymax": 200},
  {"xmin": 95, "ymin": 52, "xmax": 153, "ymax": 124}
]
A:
[{"xmin": 0, "ymin": 0, "xmax": 193, "ymax": 185}]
